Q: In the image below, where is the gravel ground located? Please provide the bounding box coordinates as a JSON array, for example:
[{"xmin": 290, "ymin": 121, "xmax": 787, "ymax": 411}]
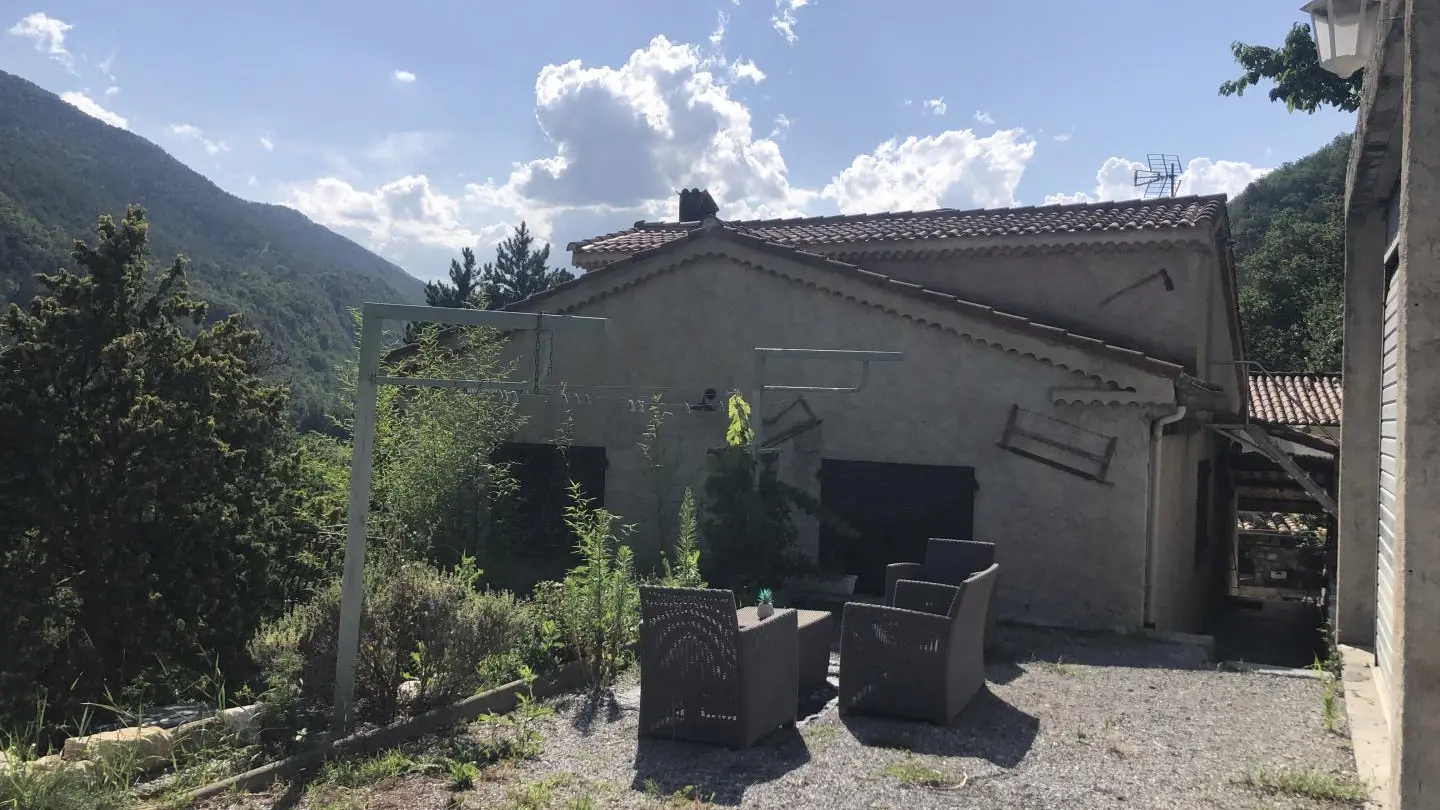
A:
[{"xmin": 202, "ymin": 625, "xmax": 1363, "ymax": 810}]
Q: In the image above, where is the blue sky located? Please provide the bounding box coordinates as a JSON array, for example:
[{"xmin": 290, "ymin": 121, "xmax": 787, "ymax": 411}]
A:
[{"xmin": 4, "ymin": 1, "xmax": 1352, "ymax": 282}]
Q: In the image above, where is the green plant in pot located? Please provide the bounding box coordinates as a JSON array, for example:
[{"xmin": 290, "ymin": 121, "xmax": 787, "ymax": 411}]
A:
[{"xmin": 756, "ymin": 588, "xmax": 775, "ymax": 619}]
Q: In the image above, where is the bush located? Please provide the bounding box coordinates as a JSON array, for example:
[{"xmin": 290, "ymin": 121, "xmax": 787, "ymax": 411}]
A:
[
  {"xmin": 250, "ymin": 556, "xmax": 530, "ymax": 734},
  {"xmin": 540, "ymin": 483, "xmax": 640, "ymax": 689},
  {"xmin": 0, "ymin": 209, "xmax": 309, "ymax": 737}
]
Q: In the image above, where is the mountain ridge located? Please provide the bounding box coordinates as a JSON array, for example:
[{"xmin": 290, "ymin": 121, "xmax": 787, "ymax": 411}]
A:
[{"xmin": 0, "ymin": 69, "xmax": 425, "ymax": 428}]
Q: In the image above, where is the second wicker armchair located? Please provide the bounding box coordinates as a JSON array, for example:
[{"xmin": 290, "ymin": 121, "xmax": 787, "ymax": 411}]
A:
[{"xmin": 838, "ymin": 563, "xmax": 998, "ymax": 725}]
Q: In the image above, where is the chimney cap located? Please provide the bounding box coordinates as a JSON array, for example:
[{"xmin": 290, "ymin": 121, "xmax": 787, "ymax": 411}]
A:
[{"xmin": 677, "ymin": 188, "xmax": 720, "ymax": 222}]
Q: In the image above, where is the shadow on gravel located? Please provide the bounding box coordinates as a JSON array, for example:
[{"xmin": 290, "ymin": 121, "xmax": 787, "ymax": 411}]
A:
[
  {"xmin": 988, "ymin": 625, "xmax": 1214, "ymax": 672},
  {"xmin": 630, "ymin": 726, "xmax": 811, "ymax": 805},
  {"xmin": 838, "ymin": 688, "xmax": 1038, "ymax": 769}
]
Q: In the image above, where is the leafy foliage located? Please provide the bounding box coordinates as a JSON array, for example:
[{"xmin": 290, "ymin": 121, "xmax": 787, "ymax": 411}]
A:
[
  {"xmin": 699, "ymin": 393, "xmax": 816, "ymax": 598},
  {"xmin": 0, "ymin": 70, "xmax": 424, "ymax": 431},
  {"xmin": 1219, "ymin": 22, "xmax": 1363, "ymax": 113},
  {"xmin": 348, "ymin": 318, "xmax": 526, "ymax": 567},
  {"xmin": 1230, "ymin": 135, "xmax": 1349, "ymax": 372},
  {"xmin": 249, "ymin": 556, "xmax": 532, "ymax": 733},
  {"xmin": 661, "ymin": 488, "xmax": 707, "ymax": 589},
  {"xmin": 478, "ymin": 223, "xmax": 576, "ymax": 309},
  {"xmin": 543, "ymin": 483, "xmax": 640, "ymax": 688},
  {"xmin": 0, "ymin": 207, "xmax": 309, "ymax": 736}
]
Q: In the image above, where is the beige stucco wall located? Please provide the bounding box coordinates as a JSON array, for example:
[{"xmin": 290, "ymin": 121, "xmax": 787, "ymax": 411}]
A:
[
  {"xmin": 814, "ymin": 237, "xmax": 1227, "ymax": 376},
  {"xmin": 498, "ymin": 248, "xmax": 1203, "ymax": 631}
]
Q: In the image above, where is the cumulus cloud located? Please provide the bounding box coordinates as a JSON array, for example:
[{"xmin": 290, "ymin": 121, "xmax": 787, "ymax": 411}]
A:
[
  {"xmin": 923, "ymin": 98, "xmax": 946, "ymax": 116},
  {"xmin": 104, "ymin": 85, "xmax": 120, "ymax": 97},
  {"xmin": 772, "ymin": 0, "xmax": 809, "ymax": 44},
  {"xmin": 1053, "ymin": 128, "xmax": 1073, "ymax": 142},
  {"xmin": 1043, "ymin": 156, "xmax": 1270, "ymax": 205},
  {"xmin": 974, "ymin": 110, "xmax": 995, "ymax": 125},
  {"xmin": 8, "ymin": 12, "xmax": 75, "ymax": 71},
  {"xmin": 393, "ymin": 69, "xmax": 416, "ymax": 84},
  {"xmin": 168, "ymin": 123, "xmax": 228, "ymax": 155},
  {"xmin": 286, "ymin": 36, "xmax": 1046, "ymax": 274},
  {"xmin": 823, "ymin": 129, "xmax": 1035, "ymax": 214},
  {"xmin": 284, "ymin": 174, "xmax": 496, "ymax": 253},
  {"xmin": 259, "ymin": 135, "xmax": 275, "ymax": 151},
  {"xmin": 60, "ymin": 91, "xmax": 127, "ymax": 129}
]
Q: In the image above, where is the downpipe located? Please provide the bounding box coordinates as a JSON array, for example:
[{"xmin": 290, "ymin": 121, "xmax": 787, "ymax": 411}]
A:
[{"xmin": 1142, "ymin": 405, "xmax": 1187, "ymax": 629}]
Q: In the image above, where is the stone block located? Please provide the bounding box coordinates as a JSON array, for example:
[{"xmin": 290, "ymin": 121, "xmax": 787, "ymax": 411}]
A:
[
  {"xmin": 172, "ymin": 715, "xmax": 224, "ymax": 753},
  {"xmin": 62, "ymin": 725, "xmax": 173, "ymax": 770},
  {"xmin": 217, "ymin": 703, "xmax": 265, "ymax": 742}
]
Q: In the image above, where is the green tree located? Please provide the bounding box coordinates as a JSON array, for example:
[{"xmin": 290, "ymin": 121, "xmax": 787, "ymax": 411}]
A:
[
  {"xmin": 0, "ymin": 207, "xmax": 308, "ymax": 733},
  {"xmin": 406, "ymin": 246, "xmax": 485, "ymax": 341},
  {"xmin": 1238, "ymin": 200, "xmax": 1345, "ymax": 372},
  {"xmin": 480, "ymin": 223, "xmax": 575, "ymax": 310},
  {"xmin": 425, "ymin": 246, "xmax": 485, "ymax": 308},
  {"xmin": 1219, "ymin": 22, "xmax": 1363, "ymax": 113},
  {"xmin": 1229, "ymin": 134, "xmax": 1349, "ymax": 372}
]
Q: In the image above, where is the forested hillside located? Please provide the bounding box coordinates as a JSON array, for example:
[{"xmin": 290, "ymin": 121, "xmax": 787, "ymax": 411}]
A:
[
  {"xmin": 1230, "ymin": 133, "xmax": 1349, "ymax": 373},
  {"xmin": 0, "ymin": 70, "xmax": 424, "ymax": 429}
]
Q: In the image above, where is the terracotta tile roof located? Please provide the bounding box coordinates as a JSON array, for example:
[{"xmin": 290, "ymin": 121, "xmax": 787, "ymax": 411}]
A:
[
  {"xmin": 568, "ymin": 194, "xmax": 1229, "ymax": 256},
  {"xmin": 1238, "ymin": 511, "xmax": 1327, "ymax": 537},
  {"xmin": 1247, "ymin": 372, "xmax": 1343, "ymax": 427},
  {"xmin": 518, "ymin": 223, "xmax": 1184, "ymax": 381}
]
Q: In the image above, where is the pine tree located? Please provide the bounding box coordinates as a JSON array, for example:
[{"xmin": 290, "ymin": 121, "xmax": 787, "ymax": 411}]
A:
[
  {"xmin": 479, "ymin": 223, "xmax": 575, "ymax": 310},
  {"xmin": 0, "ymin": 206, "xmax": 306, "ymax": 733},
  {"xmin": 407, "ymin": 247, "xmax": 484, "ymax": 342}
]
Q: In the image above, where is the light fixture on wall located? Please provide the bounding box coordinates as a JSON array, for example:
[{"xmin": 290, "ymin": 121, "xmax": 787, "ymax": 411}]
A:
[{"xmin": 1302, "ymin": 0, "xmax": 1382, "ymax": 77}]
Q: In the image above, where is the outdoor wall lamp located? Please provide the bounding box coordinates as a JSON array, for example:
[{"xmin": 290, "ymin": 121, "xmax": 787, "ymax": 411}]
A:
[{"xmin": 1303, "ymin": 0, "xmax": 1382, "ymax": 77}]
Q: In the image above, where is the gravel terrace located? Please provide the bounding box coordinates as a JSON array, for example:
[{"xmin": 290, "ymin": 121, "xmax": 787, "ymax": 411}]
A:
[{"xmin": 203, "ymin": 625, "xmax": 1362, "ymax": 810}]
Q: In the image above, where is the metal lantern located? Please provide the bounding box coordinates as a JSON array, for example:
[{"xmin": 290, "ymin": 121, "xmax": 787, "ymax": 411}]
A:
[{"xmin": 1303, "ymin": 0, "xmax": 1382, "ymax": 77}]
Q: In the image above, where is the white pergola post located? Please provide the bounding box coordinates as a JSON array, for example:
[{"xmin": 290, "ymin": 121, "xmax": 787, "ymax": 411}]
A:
[
  {"xmin": 748, "ymin": 348, "xmax": 904, "ymax": 461},
  {"xmin": 332, "ymin": 302, "xmax": 607, "ymax": 733}
]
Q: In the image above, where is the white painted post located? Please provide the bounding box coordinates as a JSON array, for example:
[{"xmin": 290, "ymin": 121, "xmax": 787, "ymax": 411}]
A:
[{"xmin": 331, "ymin": 302, "xmax": 606, "ymax": 733}]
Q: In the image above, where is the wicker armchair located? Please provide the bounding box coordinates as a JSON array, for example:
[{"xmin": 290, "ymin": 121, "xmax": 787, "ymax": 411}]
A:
[
  {"xmin": 885, "ymin": 538, "xmax": 1000, "ymax": 650},
  {"xmin": 839, "ymin": 564, "xmax": 998, "ymax": 725},
  {"xmin": 638, "ymin": 586, "xmax": 799, "ymax": 748}
]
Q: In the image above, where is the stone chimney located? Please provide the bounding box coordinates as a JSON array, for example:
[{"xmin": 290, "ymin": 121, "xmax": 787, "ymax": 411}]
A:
[{"xmin": 677, "ymin": 188, "xmax": 720, "ymax": 222}]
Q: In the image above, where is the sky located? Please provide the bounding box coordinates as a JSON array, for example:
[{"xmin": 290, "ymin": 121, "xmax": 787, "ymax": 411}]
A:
[{"xmin": 3, "ymin": 1, "xmax": 1354, "ymax": 282}]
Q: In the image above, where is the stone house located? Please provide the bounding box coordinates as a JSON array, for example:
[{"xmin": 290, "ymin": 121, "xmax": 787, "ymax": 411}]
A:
[
  {"xmin": 1330, "ymin": 0, "xmax": 1440, "ymax": 805},
  {"xmin": 487, "ymin": 191, "xmax": 1248, "ymax": 634}
]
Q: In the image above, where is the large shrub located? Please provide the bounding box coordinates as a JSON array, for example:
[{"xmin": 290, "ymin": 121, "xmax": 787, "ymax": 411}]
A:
[
  {"xmin": 250, "ymin": 556, "xmax": 530, "ymax": 733},
  {"xmin": 0, "ymin": 208, "xmax": 309, "ymax": 736},
  {"xmin": 332, "ymin": 319, "xmax": 525, "ymax": 572}
]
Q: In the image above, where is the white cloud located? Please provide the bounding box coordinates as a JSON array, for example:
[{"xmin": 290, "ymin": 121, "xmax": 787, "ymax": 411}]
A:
[
  {"xmin": 287, "ymin": 35, "xmax": 1047, "ymax": 269},
  {"xmin": 97, "ymin": 51, "xmax": 117, "ymax": 82},
  {"xmin": 710, "ymin": 10, "xmax": 728, "ymax": 47},
  {"xmin": 1044, "ymin": 156, "xmax": 1271, "ymax": 205},
  {"xmin": 393, "ymin": 69, "xmax": 416, "ymax": 84},
  {"xmin": 168, "ymin": 123, "xmax": 228, "ymax": 156},
  {"xmin": 284, "ymin": 174, "xmax": 495, "ymax": 253},
  {"xmin": 772, "ymin": 0, "xmax": 810, "ymax": 44},
  {"xmin": 60, "ymin": 91, "xmax": 127, "ymax": 129},
  {"xmin": 8, "ymin": 12, "xmax": 75, "ymax": 71},
  {"xmin": 104, "ymin": 85, "xmax": 120, "ymax": 98},
  {"xmin": 1053, "ymin": 128, "xmax": 1073, "ymax": 142},
  {"xmin": 823, "ymin": 129, "xmax": 1036, "ymax": 214},
  {"xmin": 730, "ymin": 59, "xmax": 765, "ymax": 83},
  {"xmin": 259, "ymin": 136, "xmax": 275, "ymax": 151},
  {"xmin": 923, "ymin": 98, "xmax": 946, "ymax": 116},
  {"xmin": 973, "ymin": 110, "xmax": 995, "ymax": 125},
  {"xmin": 248, "ymin": 175, "xmax": 259, "ymax": 187}
]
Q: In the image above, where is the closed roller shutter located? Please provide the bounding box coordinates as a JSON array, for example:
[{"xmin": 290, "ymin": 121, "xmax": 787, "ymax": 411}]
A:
[{"xmin": 1377, "ymin": 262, "xmax": 1402, "ymax": 683}]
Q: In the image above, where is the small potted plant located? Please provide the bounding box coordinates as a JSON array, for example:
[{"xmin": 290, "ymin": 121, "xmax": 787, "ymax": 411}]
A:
[{"xmin": 756, "ymin": 588, "xmax": 775, "ymax": 619}]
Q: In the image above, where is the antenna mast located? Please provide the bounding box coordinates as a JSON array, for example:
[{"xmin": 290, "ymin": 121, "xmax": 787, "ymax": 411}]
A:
[{"xmin": 1133, "ymin": 154, "xmax": 1183, "ymax": 198}]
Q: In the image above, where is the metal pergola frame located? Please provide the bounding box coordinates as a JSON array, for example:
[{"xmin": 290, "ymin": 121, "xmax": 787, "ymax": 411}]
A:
[
  {"xmin": 747, "ymin": 348, "xmax": 904, "ymax": 463},
  {"xmin": 331, "ymin": 302, "xmax": 607, "ymax": 732}
]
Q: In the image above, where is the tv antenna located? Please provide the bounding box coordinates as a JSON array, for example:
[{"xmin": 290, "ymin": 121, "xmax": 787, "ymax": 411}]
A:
[{"xmin": 1133, "ymin": 154, "xmax": 1183, "ymax": 198}]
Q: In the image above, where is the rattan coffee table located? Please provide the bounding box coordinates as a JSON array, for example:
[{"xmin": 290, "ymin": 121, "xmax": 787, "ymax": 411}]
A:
[{"xmin": 738, "ymin": 606, "xmax": 834, "ymax": 689}]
